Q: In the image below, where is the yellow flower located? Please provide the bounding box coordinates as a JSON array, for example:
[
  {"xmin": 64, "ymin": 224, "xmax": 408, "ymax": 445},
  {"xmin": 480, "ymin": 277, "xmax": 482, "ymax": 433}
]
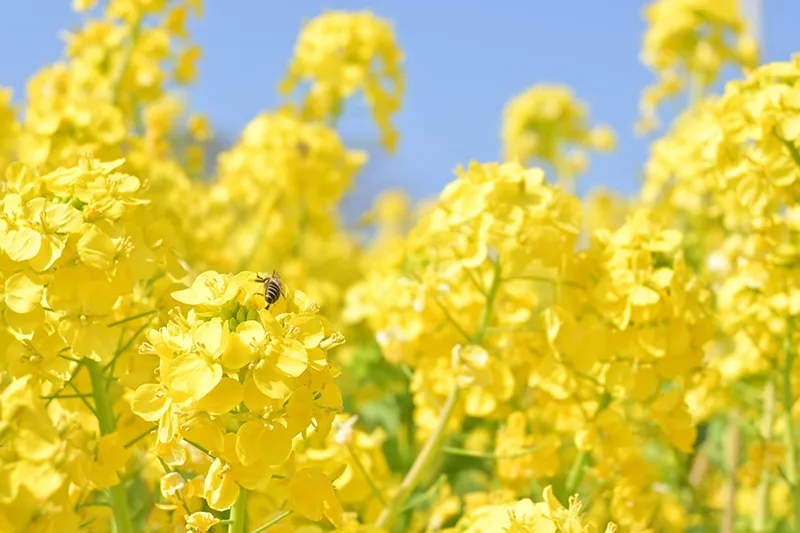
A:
[
  {"xmin": 280, "ymin": 11, "xmax": 404, "ymax": 151},
  {"xmin": 185, "ymin": 511, "xmax": 221, "ymax": 532},
  {"xmin": 288, "ymin": 467, "xmax": 345, "ymax": 527}
]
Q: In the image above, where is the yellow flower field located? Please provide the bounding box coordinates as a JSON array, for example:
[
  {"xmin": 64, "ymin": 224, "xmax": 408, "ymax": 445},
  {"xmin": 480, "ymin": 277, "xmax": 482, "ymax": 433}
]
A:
[{"xmin": 0, "ymin": 0, "xmax": 796, "ymax": 532}]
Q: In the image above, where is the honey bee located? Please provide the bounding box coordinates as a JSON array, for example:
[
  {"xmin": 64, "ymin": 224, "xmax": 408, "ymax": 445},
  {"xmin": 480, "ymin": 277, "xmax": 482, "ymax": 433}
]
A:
[{"xmin": 255, "ymin": 270, "xmax": 286, "ymax": 310}]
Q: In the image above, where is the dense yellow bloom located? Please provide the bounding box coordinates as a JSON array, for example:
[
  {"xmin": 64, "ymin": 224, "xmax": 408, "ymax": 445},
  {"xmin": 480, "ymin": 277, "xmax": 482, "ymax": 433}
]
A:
[
  {"xmin": 5, "ymin": 0, "xmax": 800, "ymax": 531},
  {"xmin": 131, "ymin": 269, "xmax": 346, "ymax": 517},
  {"xmin": 280, "ymin": 11, "xmax": 404, "ymax": 152},
  {"xmin": 639, "ymin": 0, "xmax": 758, "ymax": 131},
  {"xmin": 451, "ymin": 486, "xmax": 617, "ymax": 533},
  {"xmin": 502, "ymin": 84, "xmax": 615, "ymax": 189}
]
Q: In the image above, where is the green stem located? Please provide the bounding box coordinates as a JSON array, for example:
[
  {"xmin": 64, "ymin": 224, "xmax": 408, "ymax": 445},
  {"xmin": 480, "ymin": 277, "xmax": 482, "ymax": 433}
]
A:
[
  {"xmin": 86, "ymin": 359, "xmax": 134, "ymax": 533},
  {"xmin": 373, "ymin": 383, "xmax": 460, "ymax": 530},
  {"xmin": 106, "ymin": 309, "xmax": 157, "ymax": 328},
  {"xmin": 228, "ymin": 487, "xmax": 248, "ymax": 533},
  {"xmin": 442, "ymin": 444, "xmax": 543, "ymax": 460},
  {"xmin": 722, "ymin": 412, "xmax": 741, "ymax": 533},
  {"xmin": 250, "ymin": 510, "xmax": 292, "ymax": 533},
  {"xmin": 374, "ymin": 259, "xmax": 503, "ymax": 530},
  {"xmin": 754, "ymin": 380, "xmax": 776, "ymax": 533},
  {"xmin": 563, "ymin": 393, "xmax": 611, "ymax": 499},
  {"xmin": 346, "ymin": 441, "xmax": 387, "ymax": 505},
  {"xmin": 565, "ymin": 450, "xmax": 591, "ymax": 497},
  {"xmin": 472, "ymin": 260, "xmax": 502, "ymax": 346},
  {"xmin": 782, "ymin": 318, "xmax": 800, "ymax": 530}
]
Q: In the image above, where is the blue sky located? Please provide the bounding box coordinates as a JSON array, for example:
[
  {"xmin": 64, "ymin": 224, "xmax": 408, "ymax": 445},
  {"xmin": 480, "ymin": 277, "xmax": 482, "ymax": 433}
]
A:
[{"xmin": 2, "ymin": 1, "xmax": 800, "ymax": 213}]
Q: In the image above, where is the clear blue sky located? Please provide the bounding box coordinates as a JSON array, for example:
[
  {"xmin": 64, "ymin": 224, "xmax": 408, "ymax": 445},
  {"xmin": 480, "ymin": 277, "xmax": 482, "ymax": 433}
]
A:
[{"xmin": 2, "ymin": 1, "xmax": 800, "ymax": 214}]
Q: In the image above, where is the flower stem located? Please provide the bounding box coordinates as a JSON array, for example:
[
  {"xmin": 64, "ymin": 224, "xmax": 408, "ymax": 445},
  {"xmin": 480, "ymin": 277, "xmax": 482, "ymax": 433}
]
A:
[
  {"xmin": 782, "ymin": 318, "xmax": 800, "ymax": 531},
  {"xmin": 754, "ymin": 380, "xmax": 775, "ymax": 532},
  {"xmin": 229, "ymin": 487, "xmax": 248, "ymax": 533},
  {"xmin": 565, "ymin": 450, "xmax": 591, "ymax": 497},
  {"xmin": 472, "ymin": 261, "xmax": 502, "ymax": 346},
  {"xmin": 250, "ymin": 510, "xmax": 292, "ymax": 533},
  {"xmin": 86, "ymin": 359, "xmax": 134, "ymax": 533},
  {"xmin": 562, "ymin": 393, "xmax": 611, "ymax": 499},
  {"xmin": 373, "ymin": 382, "xmax": 460, "ymax": 530},
  {"xmin": 722, "ymin": 412, "xmax": 741, "ymax": 533},
  {"xmin": 375, "ymin": 260, "xmax": 503, "ymax": 530},
  {"xmin": 346, "ymin": 441, "xmax": 387, "ymax": 505}
]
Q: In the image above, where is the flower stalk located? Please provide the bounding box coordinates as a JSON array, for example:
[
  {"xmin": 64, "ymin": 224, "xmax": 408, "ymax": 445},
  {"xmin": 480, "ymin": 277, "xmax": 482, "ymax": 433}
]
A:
[
  {"xmin": 86, "ymin": 359, "xmax": 134, "ymax": 533},
  {"xmin": 228, "ymin": 487, "xmax": 248, "ymax": 533}
]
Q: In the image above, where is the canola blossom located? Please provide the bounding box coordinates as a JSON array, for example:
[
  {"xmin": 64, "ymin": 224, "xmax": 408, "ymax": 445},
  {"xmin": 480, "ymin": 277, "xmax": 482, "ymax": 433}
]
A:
[{"xmin": 0, "ymin": 0, "xmax": 798, "ymax": 532}]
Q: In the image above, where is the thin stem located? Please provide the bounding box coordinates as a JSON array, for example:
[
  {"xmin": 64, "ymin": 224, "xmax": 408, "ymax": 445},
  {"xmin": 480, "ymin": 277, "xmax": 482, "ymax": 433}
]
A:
[
  {"xmin": 250, "ymin": 510, "xmax": 293, "ymax": 533},
  {"xmin": 123, "ymin": 426, "xmax": 156, "ymax": 448},
  {"xmin": 105, "ymin": 314, "xmax": 156, "ymax": 374},
  {"xmin": 41, "ymin": 392, "xmax": 93, "ymax": 400},
  {"xmin": 228, "ymin": 487, "xmax": 248, "ymax": 533},
  {"xmin": 565, "ymin": 450, "xmax": 591, "ymax": 497},
  {"xmin": 86, "ymin": 359, "xmax": 134, "ymax": 533},
  {"xmin": 400, "ymin": 474, "xmax": 447, "ymax": 512},
  {"xmin": 67, "ymin": 380, "xmax": 97, "ymax": 417},
  {"xmin": 106, "ymin": 309, "xmax": 157, "ymax": 328},
  {"xmin": 185, "ymin": 438, "xmax": 212, "ymax": 457},
  {"xmin": 374, "ymin": 382, "xmax": 460, "ymax": 530},
  {"xmin": 472, "ymin": 260, "xmax": 502, "ymax": 346},
  {"xmin": 429, "ymin": 294, "xmax": 472, "ymax": 343},
  {"xmin": 346, "ymin": 441, "xmax": 387, "ymax": 505},
  {"xmin": 782, "ymin": 318, "xmax": 800, "ymax": 530},
  {"xmin": 374, "ymin": 258, "xmax": 503, "ymax": 530},
  {"xmin": 754, "ymin": 380, "xmax": 776, "ymax": 533},
  {"xmin": 563, "ymin": 393, "xmax": 612, "ymax": 498},
  {"xmin": 722, "ymin": 412, "xmax": 741, "ymax": 533},
  {"xmin": 442, "ymin": 444, "xmax": 543, "ymax": 460}
]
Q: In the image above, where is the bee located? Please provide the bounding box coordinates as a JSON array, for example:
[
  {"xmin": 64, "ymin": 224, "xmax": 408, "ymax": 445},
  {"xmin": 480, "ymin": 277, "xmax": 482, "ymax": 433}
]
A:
[{"xmin": 255, "ymin": 270, "xmax": 286, "ymax": 310}]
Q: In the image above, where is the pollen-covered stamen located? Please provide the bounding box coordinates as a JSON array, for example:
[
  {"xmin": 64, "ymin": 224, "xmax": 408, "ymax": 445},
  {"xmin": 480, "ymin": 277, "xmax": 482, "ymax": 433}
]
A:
[
  {"xmin": 194, "ymin": 341, "xmax": 214, "ymax": 361},
  {"xmin": 320, "ymin": 332, "xmax": 345, "ymax": 350},
  {"xmin": 34, "ymin": 209, "xmax": 52, "ymax": 234},
  {"xmin": 284, "ymin": 324, "xmax": 301, "ymax": 339},
  {"xmin": 203, "ymin": 276, "xmax": 226, "ymax": 297},
  {"xmin": 167, "ymin": 308, "xmax": 192, "ymax": 330},
  {"xmin": 78, "ymin": 153, "xmax": 96, "ymax": 171},
  {"xmin": 115, "ymin": 236, "xmax": 135, "ymax": 259}
]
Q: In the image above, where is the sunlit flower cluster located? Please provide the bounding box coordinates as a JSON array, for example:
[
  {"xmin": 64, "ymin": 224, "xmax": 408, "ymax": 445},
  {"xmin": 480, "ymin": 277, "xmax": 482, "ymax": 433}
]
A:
[
  {"xmin": 280, "ymin": 10, "xmax": 405, "ymax": 152},
  {"xmin": 502, "ymin": 85, "xmax": 615, "ymax": 190},
  {"xmin": 449, "ymin": 486, "xmax": 617, "ymax": 533},
  {"xmin": 638, "ymin": 0, "xmax": 758, "ymax": 132},
  {"xmin": 3, "ymin": 0, "xmax": 800, "ymax": 532},
  {"xmin": 131, "ymin": 270, "xmax": 346, "ymax": 528}
]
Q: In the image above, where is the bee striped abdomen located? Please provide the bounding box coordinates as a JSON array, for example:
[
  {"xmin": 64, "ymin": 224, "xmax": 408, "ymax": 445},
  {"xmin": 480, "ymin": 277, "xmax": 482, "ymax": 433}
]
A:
[
  {"xmin": 256, "ymin": 270, "xmax": 285, "ymax": 310},
  {"xmin": 265, "ymin": 279, "xmax": 281, "ymax": 305}
]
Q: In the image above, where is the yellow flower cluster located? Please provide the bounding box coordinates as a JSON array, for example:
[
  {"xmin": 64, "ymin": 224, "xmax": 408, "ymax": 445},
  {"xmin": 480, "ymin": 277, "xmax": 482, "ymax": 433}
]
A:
[
  {"xmin": 0, "ymin": 154, "xmax": 176, "ymax": 531},
  {"xmin": 5, "ymin": 0, "xmax": 800, "ymax": 532},
  {"xmin": 639, "ymin": 0, "xmax": 758, "ymax": 131},
  {"xmin": 280, "ymin": 11, "xmax": 405, "ymax": 152},
  {"xmin": 131, "ymin": 270, "xmax": 346, "ymax": 528},
  {"xmin": 502, "ymin": 85, "xmax": 615, "ymax": 190},
  {"xmin": 450, "ymin": 486, "xmax": 617, "ymax": 533},
  {"xmin": 346, "ymin": 161, "xmax": 712, "ymax": 529}
]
